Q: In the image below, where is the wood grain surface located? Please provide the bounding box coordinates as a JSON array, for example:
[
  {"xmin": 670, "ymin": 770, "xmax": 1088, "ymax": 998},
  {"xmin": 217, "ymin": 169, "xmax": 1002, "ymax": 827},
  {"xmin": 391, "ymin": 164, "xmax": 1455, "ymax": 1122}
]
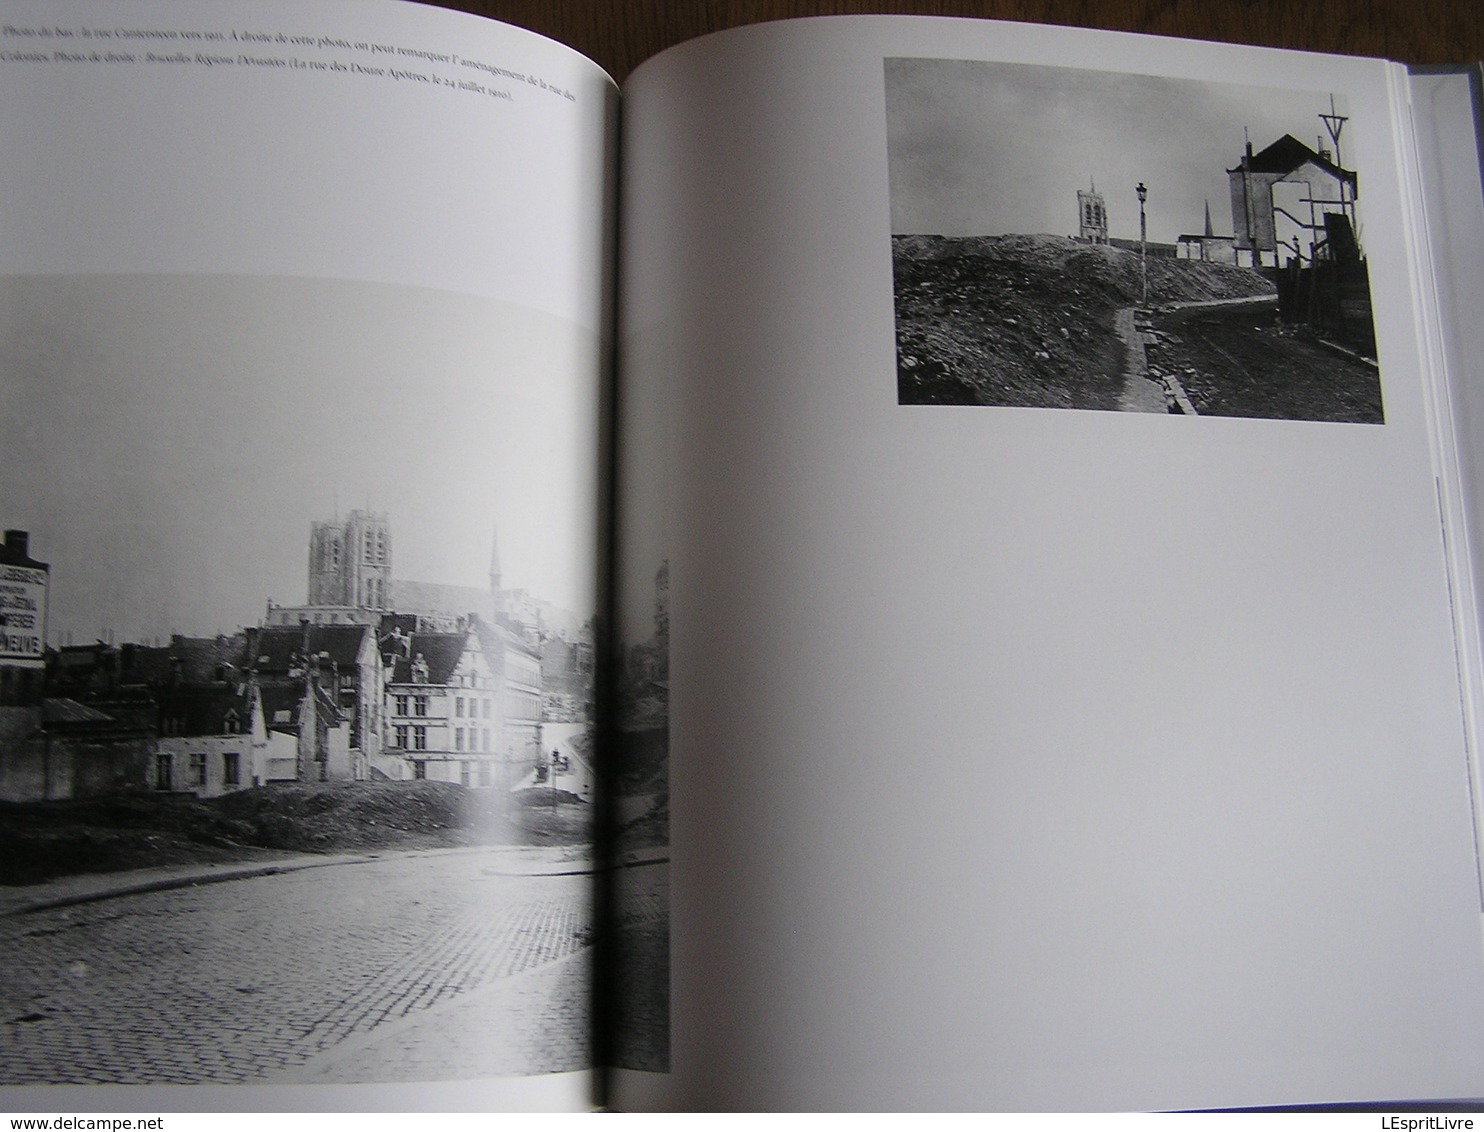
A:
[{"xmin": 418, "ymin": 0, "xmax": 1481, "ymax": 82}]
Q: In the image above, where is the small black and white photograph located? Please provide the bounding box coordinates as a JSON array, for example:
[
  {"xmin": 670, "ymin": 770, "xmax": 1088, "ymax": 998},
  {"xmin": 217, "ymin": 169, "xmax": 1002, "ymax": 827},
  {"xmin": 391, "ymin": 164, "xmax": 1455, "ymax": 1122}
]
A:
[
  {"xmin": 886, "ymin": 58, "xmax": 1383, "ymax": 421},
  {"xmin": 0, "ymin": 274, "xmax": 666, "ymax": 1087}
]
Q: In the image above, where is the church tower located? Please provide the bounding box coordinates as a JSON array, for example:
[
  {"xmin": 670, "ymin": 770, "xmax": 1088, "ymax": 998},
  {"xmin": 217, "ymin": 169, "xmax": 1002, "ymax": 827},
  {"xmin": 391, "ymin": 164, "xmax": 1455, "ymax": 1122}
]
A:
[
  {"xmin": 1077, "ymin": 180, "xmax": 1109, "ymax": 244},
  {"xmin": 307, "ymin": 510, "xmax": 392, "ymax": 610}
]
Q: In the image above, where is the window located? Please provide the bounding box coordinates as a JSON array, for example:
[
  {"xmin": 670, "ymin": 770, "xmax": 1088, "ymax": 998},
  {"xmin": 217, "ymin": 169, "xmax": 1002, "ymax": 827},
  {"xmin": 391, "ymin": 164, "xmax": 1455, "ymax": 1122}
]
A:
[
  {"xmin": 393, "ymin": 725, "xmax": 408, "ymax": 749},
  {"xmin": 223, "ymin": 752, "xmax": 240, "ymax": 786},
  {"xmin": 223, "ymin": 709, "xmax": 240, "ymax": 735},
  {"xmin": 413, "ymin": 760, "xmax": 426, "ymax": 780},
  {"xmin": 456, "ymin": 697, "xmax": 465, "ymax": 717},
  {"xmin": 395, "ymin": 694, "xmax": 409, "ymax": 717},
  {"xmin": 414, "ymin": 695, "xmax": 428, "ymax": 717},
  {"xmin": 478, "ymin": 762, "xmax": 491, "ymax": 787},
  {"xmin": 455, "ymin": 728, "xmax": 464, "ymax": 752},
  {"xmin": 413, "ymin": 726, "xmax": 427, "ymax": 751},
  {"xmin": 460, "ymin": 761, "xmax": 472, "ymax": 787},
  {"xmin": 482, "ymin": 728, "xmax": 490, "ymax": 752},
  {"xmin": 155, "ymin": 754, "xmax": 173, "ymax": 791},
  {"xmin": 189, "ymin": 753, "xmax": 207, "ymax": 787},
  {"xmin": 483, "ymin": 699, "xmax": 491, "ymax": 719}
]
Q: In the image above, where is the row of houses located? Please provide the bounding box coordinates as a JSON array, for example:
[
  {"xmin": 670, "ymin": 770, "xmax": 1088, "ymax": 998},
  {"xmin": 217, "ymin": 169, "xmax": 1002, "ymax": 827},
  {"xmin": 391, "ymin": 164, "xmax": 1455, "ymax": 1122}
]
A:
[{"xmin": 0, "ymin": 526, "xmax": 595, "ymax": 804}]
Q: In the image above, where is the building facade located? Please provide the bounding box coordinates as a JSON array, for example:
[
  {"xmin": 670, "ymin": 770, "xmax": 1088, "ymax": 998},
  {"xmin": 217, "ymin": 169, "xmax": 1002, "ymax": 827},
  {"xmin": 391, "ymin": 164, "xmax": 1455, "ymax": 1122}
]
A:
[
  {"xmin": 1228, "ymin": 134, "xmax": 1358, "ymax": 268},
  {"xmin": 381, "ymin": 627, "xmax": 506, "ymax": 786},
  {"xmin": 154, "ymin": 682, "xmax": 269, "ymax": 796},
  {"xmin": 248, "ymin": 623, "xmax": 381, "ymax": 780}
]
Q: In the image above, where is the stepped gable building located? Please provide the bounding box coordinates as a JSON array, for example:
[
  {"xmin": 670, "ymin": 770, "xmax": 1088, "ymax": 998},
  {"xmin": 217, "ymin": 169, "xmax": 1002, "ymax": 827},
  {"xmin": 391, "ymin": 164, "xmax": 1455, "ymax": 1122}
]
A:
[
  {"xmin": 1228, "ymin": 133, "xmax": 1358, "ymax": 268},
  {"xmin": 379, "ymin": 625, "xmax": 504, "ymax": 787}
]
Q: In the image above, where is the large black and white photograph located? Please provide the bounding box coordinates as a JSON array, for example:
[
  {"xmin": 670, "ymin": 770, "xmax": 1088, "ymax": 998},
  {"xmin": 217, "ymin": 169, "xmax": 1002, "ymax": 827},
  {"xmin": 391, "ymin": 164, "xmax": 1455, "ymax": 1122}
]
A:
[
  {"xmin": 887, "ymin": 59, "xmax": 1383, "ymax": 421},
  {"xmin": 0, "ymin": 274, "xmax": 655, "ymax": 1087}
]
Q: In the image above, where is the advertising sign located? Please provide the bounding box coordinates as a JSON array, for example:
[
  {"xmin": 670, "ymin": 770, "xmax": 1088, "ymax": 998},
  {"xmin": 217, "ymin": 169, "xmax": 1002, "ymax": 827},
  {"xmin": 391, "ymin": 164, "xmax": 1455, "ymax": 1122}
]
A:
[{"xmin": 0, "ymin": 564, "xmax": 47, "ymax": 662}]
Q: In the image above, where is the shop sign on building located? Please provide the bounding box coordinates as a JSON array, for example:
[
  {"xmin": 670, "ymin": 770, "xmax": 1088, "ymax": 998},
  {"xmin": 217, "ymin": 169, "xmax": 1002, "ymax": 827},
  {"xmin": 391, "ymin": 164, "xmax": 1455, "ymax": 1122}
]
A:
[{"xmin": 0, "ymin": 563, "xmax": 47, "ymax": 662}]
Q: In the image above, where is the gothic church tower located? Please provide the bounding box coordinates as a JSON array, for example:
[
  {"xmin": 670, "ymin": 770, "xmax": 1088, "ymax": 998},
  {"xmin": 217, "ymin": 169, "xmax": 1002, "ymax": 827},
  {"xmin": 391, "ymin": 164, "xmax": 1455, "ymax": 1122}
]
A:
[{"xmin": 307, "ymin": 510, "xmax": 392, "ymax": 610}]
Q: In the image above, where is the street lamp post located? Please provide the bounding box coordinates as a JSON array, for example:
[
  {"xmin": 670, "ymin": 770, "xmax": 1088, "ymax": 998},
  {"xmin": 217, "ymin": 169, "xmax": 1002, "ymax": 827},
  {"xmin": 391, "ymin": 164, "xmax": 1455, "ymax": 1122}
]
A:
[{"xmin": 1136, "ymin": 182, "xmax": 1148, "ymax": 304}]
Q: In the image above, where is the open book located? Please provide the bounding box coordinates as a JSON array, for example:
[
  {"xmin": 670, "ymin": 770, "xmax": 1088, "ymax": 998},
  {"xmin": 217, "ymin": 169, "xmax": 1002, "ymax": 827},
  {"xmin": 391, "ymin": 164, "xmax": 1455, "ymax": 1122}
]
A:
[{"xmin": 4, "ymin": 0, "xmax": 1484, "ymax": 1112}]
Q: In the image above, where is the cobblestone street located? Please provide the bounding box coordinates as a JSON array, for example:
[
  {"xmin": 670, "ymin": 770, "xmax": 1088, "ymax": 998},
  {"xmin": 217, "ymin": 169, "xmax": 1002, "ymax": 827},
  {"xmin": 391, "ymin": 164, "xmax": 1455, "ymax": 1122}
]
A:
[
  {"xmin": 0, "ymin": 850, "xmax": 597, "ymax": 1085},
  {"xmin": 612, "ymin": 862, "xmax": 670, "ymax": 1073}
]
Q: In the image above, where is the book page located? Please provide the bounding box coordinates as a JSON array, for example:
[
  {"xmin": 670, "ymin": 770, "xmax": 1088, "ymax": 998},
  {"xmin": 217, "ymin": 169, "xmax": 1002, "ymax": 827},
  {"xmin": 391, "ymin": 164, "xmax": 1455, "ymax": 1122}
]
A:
[
  {"xmin": 616, "ymin": 16, "xmax": 1484, "ymax": 1110},
  {"xmin": 0, "ymin": 0, "xmax": 614, "ymax": 1112},
  {"xmin": 1408, "ymin": 66, "xmax": 1484, "ymax": 891}
]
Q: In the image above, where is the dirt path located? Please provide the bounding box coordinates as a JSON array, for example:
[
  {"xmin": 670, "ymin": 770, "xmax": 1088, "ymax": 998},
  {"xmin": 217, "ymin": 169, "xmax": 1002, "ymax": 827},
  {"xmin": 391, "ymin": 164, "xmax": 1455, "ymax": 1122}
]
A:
[
  {"xmin": 1144, "ymin": 297, "xmax": 1382, "ymax": 422},
  {"xmin": 1115, "ymin": 306, "xmax": 1169, "ymax": 413}
]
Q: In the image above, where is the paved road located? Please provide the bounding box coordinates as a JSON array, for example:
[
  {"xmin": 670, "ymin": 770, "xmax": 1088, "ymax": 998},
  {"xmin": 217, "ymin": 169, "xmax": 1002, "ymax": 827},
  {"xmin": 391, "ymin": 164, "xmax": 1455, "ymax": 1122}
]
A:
[
  {"xmin": 0, "ymin": 850, "xmax": 596, "ymax": 1085},
  {"xmin": 611, "ymin": 862, "xmax": 670, "ymax": 1073}
]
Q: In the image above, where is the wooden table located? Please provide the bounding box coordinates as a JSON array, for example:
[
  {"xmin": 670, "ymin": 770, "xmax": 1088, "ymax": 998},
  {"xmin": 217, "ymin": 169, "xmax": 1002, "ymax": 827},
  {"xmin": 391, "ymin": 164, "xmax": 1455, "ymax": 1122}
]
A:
[{"xmin": 426, "ymin": 0, "xmax": 1481, "ymax": 82}]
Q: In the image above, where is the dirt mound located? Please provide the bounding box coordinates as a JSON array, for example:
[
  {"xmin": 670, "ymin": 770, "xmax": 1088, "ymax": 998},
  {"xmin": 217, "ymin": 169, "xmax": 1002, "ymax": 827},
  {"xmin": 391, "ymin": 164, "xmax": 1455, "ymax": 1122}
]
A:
[
  {"xmin": 0, "ymin": 780, "xmax": 591, "ymax": 886},
  {"xmin": 0, "ymin": 793, "xmax": 275, "ymax": 885},
  {"xmin": 211, "ymin": 780, "xmax": 474, "ymax": 850},
  {"xmin": 893, "ymin": 233, "xmax": 1274, "ymax": 408}
]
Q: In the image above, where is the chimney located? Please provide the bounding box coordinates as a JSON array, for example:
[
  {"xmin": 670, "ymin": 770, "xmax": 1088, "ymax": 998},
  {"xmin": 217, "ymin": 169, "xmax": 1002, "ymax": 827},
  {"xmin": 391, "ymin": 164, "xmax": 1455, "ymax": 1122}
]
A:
[{"xmin": 4, "ymin": 530, "xmax": 29, "ymax": 558}]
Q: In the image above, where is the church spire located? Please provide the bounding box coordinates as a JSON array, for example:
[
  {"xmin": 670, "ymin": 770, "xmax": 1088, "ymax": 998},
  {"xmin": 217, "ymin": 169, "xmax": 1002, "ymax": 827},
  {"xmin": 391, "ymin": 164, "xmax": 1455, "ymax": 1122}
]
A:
[{"xmin": 488, "ymin": 525, "xmax": 502, "ymax": 608}]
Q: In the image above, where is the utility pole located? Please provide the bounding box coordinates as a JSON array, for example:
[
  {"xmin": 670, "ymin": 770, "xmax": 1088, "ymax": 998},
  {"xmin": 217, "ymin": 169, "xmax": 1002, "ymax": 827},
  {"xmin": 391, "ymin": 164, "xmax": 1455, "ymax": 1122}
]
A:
[{"xmin": 1319, "ymin": 94, "xmax": 1354, "ymax": 232}]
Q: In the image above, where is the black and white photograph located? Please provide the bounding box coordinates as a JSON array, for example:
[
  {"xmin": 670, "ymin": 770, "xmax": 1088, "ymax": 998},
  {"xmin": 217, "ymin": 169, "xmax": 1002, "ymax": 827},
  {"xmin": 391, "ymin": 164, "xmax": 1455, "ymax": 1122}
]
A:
[
  {"xmin": 609, "ymin": 556, "xmax": 669, "ymax": 1074},
  {"xmin": 887, "ymin": 59, "xmax": 1383, "ymax": 421},
  {"xmin": 0, "ymin": 274, "xmax": 661, "ymax": 1087}
]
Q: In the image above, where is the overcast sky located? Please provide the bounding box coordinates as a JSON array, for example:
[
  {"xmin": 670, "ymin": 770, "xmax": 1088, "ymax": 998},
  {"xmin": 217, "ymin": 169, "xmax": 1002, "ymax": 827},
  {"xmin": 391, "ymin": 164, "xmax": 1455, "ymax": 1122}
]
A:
[
  {"xmin": 886, "ymin": 58, "xmax": 1355, "ymax": 244},
  {"xmin": 0, "ymin": 274, "xmax": 602, "ymax": 645}
]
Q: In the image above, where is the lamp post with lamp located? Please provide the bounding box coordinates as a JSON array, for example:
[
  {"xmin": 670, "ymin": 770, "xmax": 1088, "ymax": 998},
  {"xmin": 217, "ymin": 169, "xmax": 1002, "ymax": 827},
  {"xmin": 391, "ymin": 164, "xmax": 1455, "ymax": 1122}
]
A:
[{"xmin": 1136, "ymin": 181, "xmax": 1148, "ymax": 304}]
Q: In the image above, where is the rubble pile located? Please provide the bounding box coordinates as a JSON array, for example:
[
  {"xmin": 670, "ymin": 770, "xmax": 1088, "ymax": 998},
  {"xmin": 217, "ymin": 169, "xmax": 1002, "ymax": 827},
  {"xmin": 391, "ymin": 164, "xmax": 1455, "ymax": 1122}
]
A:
[
  {"xmin": 0, "ymin": 779, "xmax": 588, "ymax": 885},
  {"xmin": 893, "ymin": 233, "xmax": 1274, "ymax": 408}
]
